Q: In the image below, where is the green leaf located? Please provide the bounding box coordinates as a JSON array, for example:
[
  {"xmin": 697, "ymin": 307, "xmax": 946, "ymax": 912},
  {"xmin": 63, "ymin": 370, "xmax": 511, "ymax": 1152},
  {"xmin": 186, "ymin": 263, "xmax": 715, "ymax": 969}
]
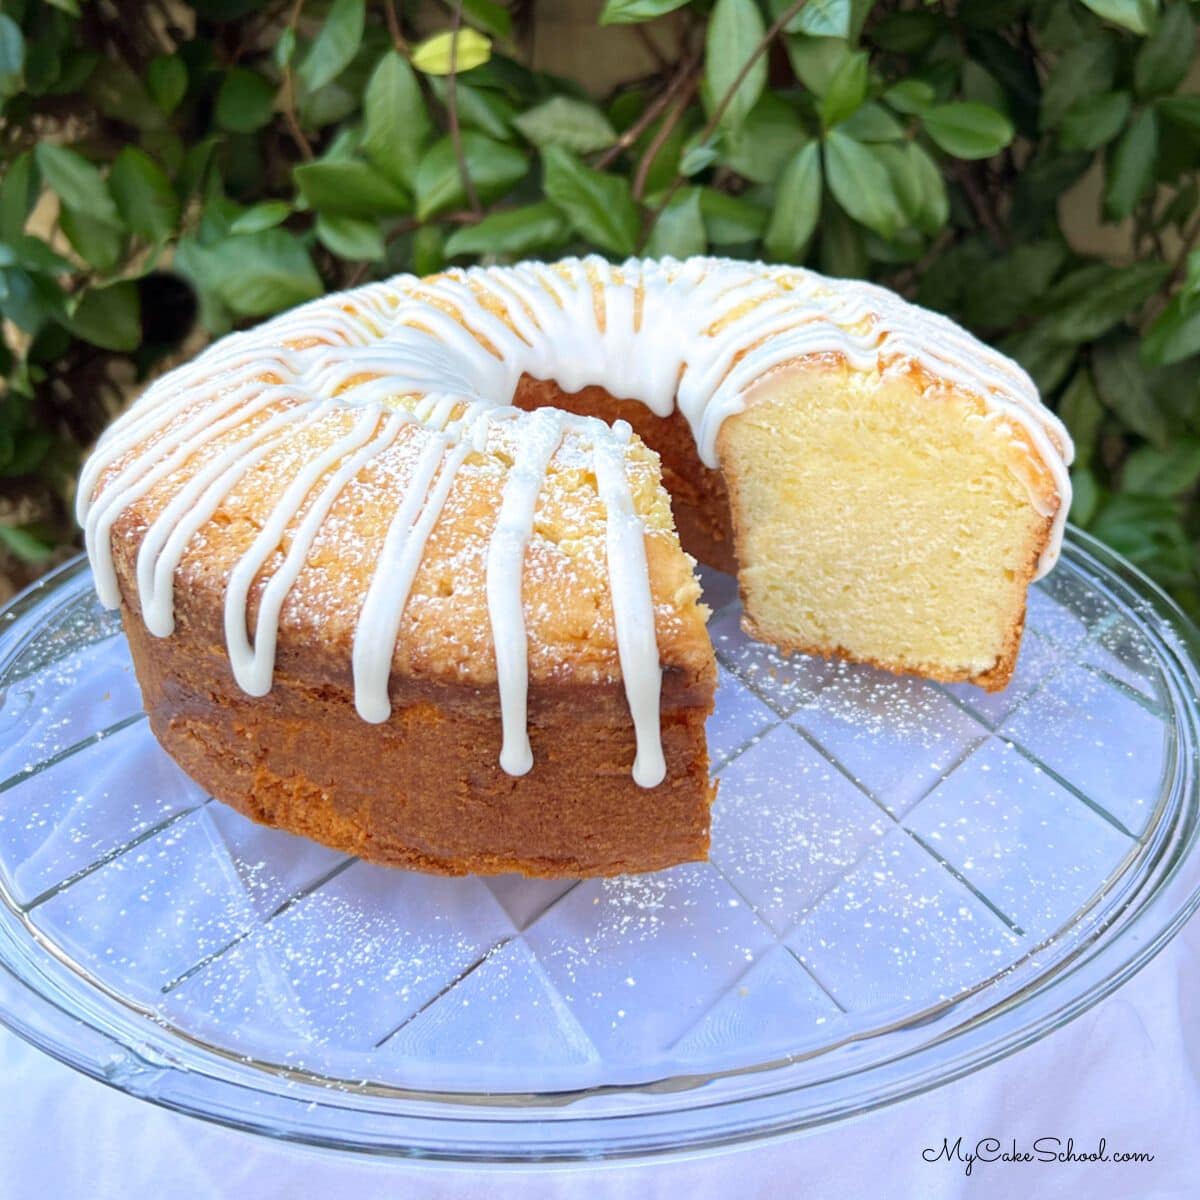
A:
[
  {"xmin": 818, "ymin": 202, "xmax": 867, "ymax": 278},
  {"xmin": 180, "ymin": 229, "xmax": 323, "ymax": 318},
  {"xmin": 1078, "ymin": 0, "xmax": 1159, "ymax": 36},
  {"xmin": 0, "ymin": 14, "xmax": 25, "ymax": 102},
  {"xmin": 964, "ymin": 240, "xmax": 1068, "ymax": 329},
  {"xmin": 459, "ymin": 0, "xmax": 512, "ymax": 39},
  {"xmin": 5, "ymin": 236, "xmax": 72, "ymax": 275},
  {"xmin": 0, "ymin": 150, "xmax": 38, "ymax": 243},
  {"xmin": 680, "ymin": 140, "xmax": 719, "ymax": 176},
  {"xmin": 1105, "ymin": 106, "xmax": 1157, "ymax": 220},
  {"xmin": 883, "ymin": 79, "xmax": 935, "ymax": 115},
  {"xmin": 823, "ymin": 130, "xmax": 902, "ymax": 238},
  {"xmin": 819, "ymin": 49, "xmax": 868, "ymax": 129},
  {"xmin": 35, "ymin": 144, "xmax": 120, "ymax": 228},
  {"xmin": 1124, "ymin": 438, "xmax": 1200, "ymax": 495},
  {"xmin": 772, "ymin": 0, "xmax": 852, "ymax": 38},
  {"xmin": 705, "ymin": 0, "xmax": 767, "ymax": 135},
  {"xmin": 65, "ymin": 281, "xmax": 141, "ymax": 351},
  {"xmin": 229, "ymin": 201, "xmax": 292, "ymax": 234},
  {"xmin": 905, "ymin": 141, "xmax": 949, "ymax": 233},
  {"xmin": 362, "ymin": 52, "xmax": 431, "ymax": 188},
  {"xmin": 215, "ymin": 67, "xmax": 276, "ymax": 133},
  {"xmin": 871, "ymin": 10, "xmax": 940, "ymax": 53},
  {"xmin": 315, "ymin": 213, "xmax": 385, "ymax": 261},
  {"xmin": 433, "ymin": 79, "xmax": 517, "ymax": 141},
  {"xmin": 646, "ymin": 189, "xmax": 707, "ymax": 258},
  {"xmin": 785, "ymin": 35, "xmax": 850, "ymax": 97},
  {"xmin": 1157, "ymin": 94, "xmax": 1200, "ymax": 132},
  {"xmin": 85, "ymin": 59, "xmax": 165, "ymax": 132},
  {"xmin": 147, "ymin": 55, "xmax": 187, "ymax": 115},
  {"xmin": 699, "ymin": 189, "xmax": 768, "ymax": 244},
  {"xmin": 514, "ymin": 97, "xmax": 617, "ymax": 154},
  {"xmin": 1040, "ymin": 36, "xmax": 1118, "ymax": 129},
  {"xmin": 542, "ymin": 145, "xmax": 638, "ymax": 256},
  {"xmin": 1142, "ymin": 294, "xmax": 1200, "ymax": 366},
  {"xmin": 299, "ymin": 0, "xmax": 365, "ymax": 92},
  {"xmin": 1070, "ymin": 468, "xmax": 1101, "ymax": 526},
  {"xmin": 999, "ymin": 327, "xmax": 1077, "ymax": 394},
  {"xmin": 1039, "ymin": 261, "xmax": 1170, "ymax": 343},
  {"xmin": 764, "ymin": 142, "xmax": 821, "ymax": 262},
  {"xmin": 721, "ymin": 95, "xmax": 807, "ymax": 184},
  {"xmin": 599, "ymin": 0, "xmax": 691, "ymax": 25},
  {"xmin": 1057, "ymin": 369, "xmax": 1106, "ymax": 468},
  {"xmin": 0, "ymin": 526, "xmax": 54, "ymax": 564},
  {"xmin": 411, "ymin": 29, "xmax": 492, "ymax": 76},
  {"xmin": 415, "ymin": 133, "xmax": 526, "ymax": 220},
  {"xmin": 922, "ymin": 102, "xmax": 1014, "ymax": 159},
  {"xmin": 109, "ymin": 147, "xmax": 179, "ymax": 242},
  {"xmin": 1134, "ymin": 2, "xmax": 1194, "ymax": 96},
  {"xmin": 444, "ymin": 202, "xmax": 570, "ymax": 257},
  {"xmin": 1059, "ymin": 91, "xmax": 1131, "ymax": 151},
  {"xmin": 839, "ymin": 102, "xmax": 905, "ymax": 143},
  {"xmin": 58, "ymin": 209, "xmax": 123, "ymax": 272},
  {"xmin": 1093, "ymin": 335, "xmax": 1169, "ymax": 447},
  {"xmin": 295, "ymin": 158, "xmax": 412, "ymax": 218}
]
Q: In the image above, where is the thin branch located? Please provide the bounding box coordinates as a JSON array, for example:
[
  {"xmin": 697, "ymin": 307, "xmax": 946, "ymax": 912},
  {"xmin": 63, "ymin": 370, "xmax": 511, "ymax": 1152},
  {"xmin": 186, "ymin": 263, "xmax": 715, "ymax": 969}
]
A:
[
  {"xmin": 594, "ymin": 45, "xmax": 703, "ymax": 172},
  {"xmin": 382, "ymin": 0, "xmax": 408, "ymax": 55},
  {"xmin": 649, "ymin": 0, "xmax": 808, "ymax": 223},
  {"xmin": 953, "ymin": 160, "xmax": 1004, "ymax": 247},
  {"xmin": 633, "ymin": 76, "xmax": 697, "ymax": 202},
  {"xmin": 281, "ymin": 0, "xmax": 314, "ymax": 160},
  {"xmin": 446, "ymin": 1, "xmax": 481, "ymax": 216},
  {"xmin": 633, "ymin": 24, "xmax": 670, "ymax": 74}
]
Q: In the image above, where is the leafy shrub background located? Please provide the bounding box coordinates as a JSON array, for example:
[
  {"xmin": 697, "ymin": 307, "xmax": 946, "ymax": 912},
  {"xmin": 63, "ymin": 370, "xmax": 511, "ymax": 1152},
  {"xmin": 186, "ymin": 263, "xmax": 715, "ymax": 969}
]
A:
[{"xmin": 1, "ymin": 0, "xmax": 1199, "ymax": 612}]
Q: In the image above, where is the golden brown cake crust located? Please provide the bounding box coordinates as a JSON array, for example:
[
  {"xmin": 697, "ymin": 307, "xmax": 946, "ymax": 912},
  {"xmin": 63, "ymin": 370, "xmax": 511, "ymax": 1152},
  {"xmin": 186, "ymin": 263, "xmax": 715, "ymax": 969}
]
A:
[{"xmin": 125, "ymin": 607, "xmax": 714, "ymax": 876}]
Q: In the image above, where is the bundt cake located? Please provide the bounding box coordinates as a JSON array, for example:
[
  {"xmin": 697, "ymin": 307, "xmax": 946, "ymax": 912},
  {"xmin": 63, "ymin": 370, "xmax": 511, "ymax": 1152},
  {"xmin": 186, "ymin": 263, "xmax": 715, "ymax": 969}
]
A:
[{"xmin": 77, "ymin": 256, "xmax": 1072, "ymax": 877}]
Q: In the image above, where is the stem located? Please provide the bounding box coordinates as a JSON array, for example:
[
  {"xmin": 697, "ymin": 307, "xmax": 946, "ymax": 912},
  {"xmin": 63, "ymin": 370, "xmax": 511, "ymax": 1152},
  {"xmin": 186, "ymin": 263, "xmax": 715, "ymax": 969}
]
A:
[
  {"xmin": 650, "ymin": 0, "xmax": 808, "ymax": 224},
  {"xmin": 594, "ymin": 45, "xmax": 702, "ymax": 172},
  {"xmin": 383, "ymin": 0, "xmax": 408, "ymax": 54},
  {"xmin": 953, "ymin": 160, "xmax": 1004, "ymax": 247},
  {"xmin": 447, "ymin": 0, "xmax": 481, "ymax": 216},
  {"xmin": 281, "ymin": 0, "xmax": 314, "ymax": 160},
  {"xmin": 633, "ymin": 76, "xmax": 697, "ymax": 202}
]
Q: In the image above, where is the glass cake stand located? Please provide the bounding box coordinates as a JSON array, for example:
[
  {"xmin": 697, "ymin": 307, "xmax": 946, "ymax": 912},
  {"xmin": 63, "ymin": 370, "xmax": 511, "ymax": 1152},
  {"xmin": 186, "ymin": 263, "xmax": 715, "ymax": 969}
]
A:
[{"xmin": 1, "ymin": 530, "xmax": 1199, "ymax": 1162}]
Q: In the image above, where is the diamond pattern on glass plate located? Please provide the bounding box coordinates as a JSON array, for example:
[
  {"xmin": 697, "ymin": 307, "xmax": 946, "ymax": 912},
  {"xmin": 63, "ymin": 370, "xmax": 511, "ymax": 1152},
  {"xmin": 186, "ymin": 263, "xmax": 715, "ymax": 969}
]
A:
[
  {"xmin": 669, "ymin": 945, "xmax": 842, "ymax": 1069},
  {"xmin": 0, "ymin": 633, "xmax": 142, "ymax": 783},
  {"xmin": 710, "ymin": 723, "xmax": 888, "ymax": 935},
  {"xmin": 1000, "ymin": 662, "xmax": 1168, "ymax": 836},
  {"xmin": 1081, "ymin": 619, "xmax": 1163, "ymax": 705},
  {"xmin": 903, "ymin": 737, "xmax": 1135, "ymax": 941},
  {"xmin": 2, "ymin": 557, "xmax": 1180, "ymax": 1100},
  {"xmin": 203, "ymin": 801, "xmax": 351, "ymax": 920},
  {"xmin": 378, "ymin": 937, "xmax": 600, "ymax": 1085},
  {"xmin": 943, "ymin": 629, "xmax": 1066, "ymax": 728},
  {"xmin": 786, "ymin": 829, "xmax": 1022, "ymax": 1012},
  {"xmin": 708, "ymin": 666, "xmax": 779, "ymax": 769},
  {"xmin": 0, "ymin": 718, "xmax": 204, "ymax": 906},
  {"xmin": 790, "ymin": 668, "xmax": 989, "ymax": 819},
  {"xmin": 521, "ymin": 862, "xmax": 777, "ymax": 1067},
  {"xmin": 708, "ymin": 605, "xmax": 838, "ymax": 717},
  {"xmin": 33, "ymin": 808, "xmax": 266, "ymax": 1005}
]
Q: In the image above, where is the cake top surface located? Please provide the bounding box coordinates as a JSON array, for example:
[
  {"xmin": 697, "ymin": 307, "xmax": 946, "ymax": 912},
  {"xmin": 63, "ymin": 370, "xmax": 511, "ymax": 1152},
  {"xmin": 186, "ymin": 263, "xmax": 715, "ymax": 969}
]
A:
[{"xmin": 78, "ymin": 255, "xmax": 1072, "ymax": 786}]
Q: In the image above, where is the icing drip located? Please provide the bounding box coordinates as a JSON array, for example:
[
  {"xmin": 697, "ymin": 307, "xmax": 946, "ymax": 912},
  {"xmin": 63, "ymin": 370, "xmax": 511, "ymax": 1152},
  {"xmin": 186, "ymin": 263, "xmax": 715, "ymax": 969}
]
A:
[
  {"xmin": 80, "ymin": 255, "xmax": 1076, "ymax": 788},
  {"xmin": 592, "ymin": 421, "xmax": 665, "ymax": 788},
  {"xmin": 353, "ymin": 428, "xmax": 476, "ymax": 724},
  {"xmin": 485, "ymin": 407, "xmax": 567, "ymax": 777},
  {"xmin": 226, "ymin": 410, "xmax": 403, "ymax": 696}
]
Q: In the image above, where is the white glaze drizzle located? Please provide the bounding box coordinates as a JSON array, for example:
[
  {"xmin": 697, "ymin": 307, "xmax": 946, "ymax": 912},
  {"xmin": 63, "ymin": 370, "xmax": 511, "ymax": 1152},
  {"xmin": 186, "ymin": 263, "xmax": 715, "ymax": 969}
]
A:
[
  {"xmin": 80, "ymin": 255, "xmax": 1075, "ymax": 787},
  {"xmin": 486, "ymin": 407, "xmax": 567, "ymax": 777},
  {"xmin": 592, "ymin": 420, "xmax": 665, "ymax": 788}
]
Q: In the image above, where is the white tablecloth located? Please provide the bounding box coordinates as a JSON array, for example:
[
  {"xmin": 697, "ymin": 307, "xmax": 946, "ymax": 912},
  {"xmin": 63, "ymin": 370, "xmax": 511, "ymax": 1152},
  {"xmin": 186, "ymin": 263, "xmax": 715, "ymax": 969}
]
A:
[{"xmin": 4, "ymin": 913, "xmax": 1199, "ymax": 1200}]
